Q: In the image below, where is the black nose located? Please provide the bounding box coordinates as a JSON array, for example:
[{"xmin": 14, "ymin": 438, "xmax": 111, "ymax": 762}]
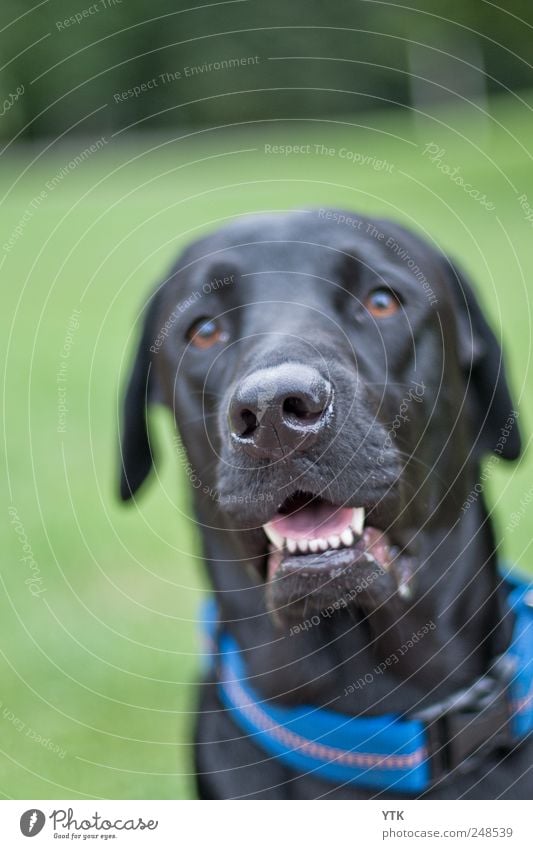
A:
[{"xmin": 228, "ymin": 364, "xmax": 332, "ymax": 459}]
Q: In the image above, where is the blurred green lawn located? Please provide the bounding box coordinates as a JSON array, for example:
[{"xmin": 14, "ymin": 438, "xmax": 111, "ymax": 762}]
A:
[{"xmin": 1, "ymin": 93, "xmax": 533, "ymax": 799}]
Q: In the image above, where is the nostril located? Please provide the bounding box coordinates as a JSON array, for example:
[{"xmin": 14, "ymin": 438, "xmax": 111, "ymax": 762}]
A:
[
  {"xmin": 239, "ymin": 408, "xmax": 258, "ymax": 438},
  {"xmin": 282, "ymin": 395, "xmax": 323, "ymax": 424},
  {"xmin": 229, "ymin": 367, "xmax": 332, "ymax": 453},
  {"xmin": 228, "ymin": 398, "xmax": 260, "ymax": 440}
]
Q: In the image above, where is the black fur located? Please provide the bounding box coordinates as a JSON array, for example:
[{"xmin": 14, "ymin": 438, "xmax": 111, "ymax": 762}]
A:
[{"xmin": 119, "ymin": 210, "xmax": 529, "ymax": 799}]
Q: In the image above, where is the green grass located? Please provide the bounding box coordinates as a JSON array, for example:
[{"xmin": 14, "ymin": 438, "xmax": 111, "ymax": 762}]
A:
[{"xmin": 1, "ymin": 93, "xmax": 533, "ymax": 798}]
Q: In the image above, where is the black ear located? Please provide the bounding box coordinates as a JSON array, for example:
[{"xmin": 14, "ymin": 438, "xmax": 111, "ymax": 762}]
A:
[
  {"xmin": 118, "ymin": 292, "xmax": 163, "ymax": 501},
  {"xmin": 444, "ymin": 257, "xmax": 520, "ymax": 461}
]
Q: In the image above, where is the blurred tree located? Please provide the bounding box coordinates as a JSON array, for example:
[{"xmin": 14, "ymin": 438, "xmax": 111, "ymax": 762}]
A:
[{"xmin": 0, "ymin": 0, "xmax": 531, "ymax": 139}]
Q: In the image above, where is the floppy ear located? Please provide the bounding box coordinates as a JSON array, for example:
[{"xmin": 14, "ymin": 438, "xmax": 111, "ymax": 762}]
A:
[
  {"xmin": 118, "ymin": 292, "xmax": 163, "ymax": 501},
  {"xmin": 444, "ymin": 257, "xmax": 521, "ymax": 461}
]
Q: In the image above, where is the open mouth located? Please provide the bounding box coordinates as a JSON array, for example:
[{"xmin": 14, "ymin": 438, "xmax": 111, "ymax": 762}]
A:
[{"xmin": 263, "ymin": 491, "xmax": 394, "ymax": 581}]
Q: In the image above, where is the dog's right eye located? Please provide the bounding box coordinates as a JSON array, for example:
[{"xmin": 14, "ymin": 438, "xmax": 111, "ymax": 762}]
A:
[
  {"xmin": 186, "ymin": 317, "xmax": 227, "ymax": 350},
  {"xmin": 364, "ymin": 287, "xmax": 401, "ymax": 318}
]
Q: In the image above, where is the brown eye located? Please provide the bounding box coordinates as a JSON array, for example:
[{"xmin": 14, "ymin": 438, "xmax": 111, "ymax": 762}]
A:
[
  {"xmin": 187, "ymin": 317, "xmax": 226, "ymax": 349},
  {"xmin": 364, "ymin": 288, "xmax": 401, "ymax": 318}
]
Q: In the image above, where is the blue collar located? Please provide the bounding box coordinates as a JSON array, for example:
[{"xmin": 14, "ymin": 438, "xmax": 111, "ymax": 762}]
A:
[{"xmin": 202, "ymin": 568, "xmax": 533, "ymax": 794}]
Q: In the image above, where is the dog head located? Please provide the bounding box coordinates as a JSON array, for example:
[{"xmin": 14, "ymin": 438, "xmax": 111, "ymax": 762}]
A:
[{"xmin": 119, "ymin": 210, "xmax": 520, "ymax": 622}]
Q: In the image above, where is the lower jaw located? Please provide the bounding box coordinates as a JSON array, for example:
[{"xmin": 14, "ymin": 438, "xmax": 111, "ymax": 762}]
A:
[
  {"xmin": 264, "ymin": 529, "xmax": 414, "ymax": 621},
  {"xmin": 266, "ymin": 526, "xmax": 395, "ymax": 581}
]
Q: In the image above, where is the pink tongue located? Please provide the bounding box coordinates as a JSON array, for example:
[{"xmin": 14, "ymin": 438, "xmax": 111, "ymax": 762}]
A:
[{"xmin": 267, "ymin": 502, "xmax": 353, "ymax": 540}]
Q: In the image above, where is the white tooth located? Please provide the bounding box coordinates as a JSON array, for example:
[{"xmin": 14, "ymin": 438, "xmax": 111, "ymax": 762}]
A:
[
  {"xmin": 340, "ymin": 528, "xmax": 354, "ymax": 547},
  {"xmin": 308, "ymin": 539, "xmax": 320, "ymax": 553},
  {"xmin": 350, "ymin": 508, "xmax": 365, "ymax": 536},
  {"xmin": 398, "ymin": 582, "xmax": 412, "ymax": 599},
  {"xmin": 297, "ymin": 539, "xmax": 308, "ymax": 553},
  {"xmin": 263, "ymin": 524, "xmax": 284, "ymax": 549},
  {"xmin": 328, "ymin": 535, "xmax": 341, "ymax": 549},
  {"xmin": 286, "ymin": 538, "xmax": 297, "ymax": 554},
  {"xmin": 318, "ymin": 538, "xmax": 329, "ymax": 551}
]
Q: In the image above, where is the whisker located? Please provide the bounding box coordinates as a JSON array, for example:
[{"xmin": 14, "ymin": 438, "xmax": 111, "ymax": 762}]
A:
[{"xmin": 175, "ymin": 412, "xmax": 220, "ymax": 426}]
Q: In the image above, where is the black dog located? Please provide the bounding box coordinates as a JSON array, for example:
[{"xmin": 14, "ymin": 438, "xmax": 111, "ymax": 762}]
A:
[{"xmin": 119, "ymin": 209, "xmax": 531, "ymax": 799}]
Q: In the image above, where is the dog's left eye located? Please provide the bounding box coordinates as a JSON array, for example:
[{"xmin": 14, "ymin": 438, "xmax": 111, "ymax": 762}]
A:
[
  {"xmin": 187, "ymin": 317, "xmax": 227, "ymax": 349},
  {"xmin": 364, "ymin": 288, "xmax": 401, "ymax": 318}
]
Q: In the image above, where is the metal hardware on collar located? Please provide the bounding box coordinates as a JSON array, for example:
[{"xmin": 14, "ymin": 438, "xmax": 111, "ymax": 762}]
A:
[
  {"xmin": 201, "ymin": 567, "xmax": 533, "ymax": 794},
  {"xmin": 524, "ymin": 590, "xmax": 533, "ymax": 608},
  {"xmin": 422, "ymin": 686, "xmax": 512, "ymax": 781}
]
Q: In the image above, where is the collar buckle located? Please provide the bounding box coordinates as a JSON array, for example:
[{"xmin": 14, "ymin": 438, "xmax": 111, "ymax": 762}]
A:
[
  {"xmin": 419, "ymin": 676, "xmax": 513, "ymax": 780},
  {"xmin": 417, "ymin": 658, "xmax": 515, "ymax": 782},
  {"xmin": 427, "ymin": 692, "xmax": 512, "ymax": 781}
]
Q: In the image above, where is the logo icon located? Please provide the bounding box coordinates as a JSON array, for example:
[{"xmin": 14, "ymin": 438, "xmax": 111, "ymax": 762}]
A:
[{"xmin": 20, "ymin": 809, "xmax": 46, "ymax": 837}]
